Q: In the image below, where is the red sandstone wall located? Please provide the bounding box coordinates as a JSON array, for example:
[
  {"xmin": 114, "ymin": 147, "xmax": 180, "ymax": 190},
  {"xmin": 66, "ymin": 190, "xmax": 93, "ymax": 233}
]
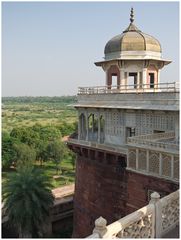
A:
[
  {"xmin": 73, "ymin": 154, "xmax": 127, "ymax": 238},
  {"xmin": 126, "ymin": 170, "xmax": 178, "ymax": 214},
  {"xmin": 71, "ymin": 147, "xmax": 178, "ymax": 238}
]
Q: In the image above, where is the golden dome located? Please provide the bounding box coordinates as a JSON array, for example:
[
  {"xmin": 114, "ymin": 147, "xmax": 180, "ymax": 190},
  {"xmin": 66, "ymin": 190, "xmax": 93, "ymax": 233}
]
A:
[{"xmin": 104, "ymin": 9, "xmax": 161, "ymax": 55}]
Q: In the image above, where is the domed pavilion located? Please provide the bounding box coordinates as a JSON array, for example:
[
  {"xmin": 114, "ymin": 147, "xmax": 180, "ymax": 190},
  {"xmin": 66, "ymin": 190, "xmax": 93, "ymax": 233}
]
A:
[{"xmin": 95, "ymin": 8, "xmax": 171, "ymax": 90}]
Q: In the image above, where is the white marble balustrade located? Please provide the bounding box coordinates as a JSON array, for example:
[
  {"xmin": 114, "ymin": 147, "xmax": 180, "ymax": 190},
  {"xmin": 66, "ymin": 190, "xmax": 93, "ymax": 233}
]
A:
[{"xmin": 87, "ymin": 190, "xmax": 179, "ymax": 238}]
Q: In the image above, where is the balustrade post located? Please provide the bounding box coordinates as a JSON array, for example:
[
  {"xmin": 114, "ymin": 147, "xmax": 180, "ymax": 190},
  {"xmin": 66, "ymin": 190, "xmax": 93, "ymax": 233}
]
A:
[
  {"xmin": 149, "ymin": 192, "xmax": 160, "ymax": 204},
  {"xmin": 149, "ymin": 192, "xmax": 162, "ymax": 238},
  {"xmin": 93, "ymin": 216, "xmax": 108, "ymax": 238}
]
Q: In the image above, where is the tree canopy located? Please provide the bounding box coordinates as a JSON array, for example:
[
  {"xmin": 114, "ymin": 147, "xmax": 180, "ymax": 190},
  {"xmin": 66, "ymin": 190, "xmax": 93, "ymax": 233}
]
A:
[
  {"xmin": 47, "ymin": 140, "xmax": 66, "ymax": 174},
  {"xmin": 2, "ymin": 166, "xmax": 54, "ymax": 237}
]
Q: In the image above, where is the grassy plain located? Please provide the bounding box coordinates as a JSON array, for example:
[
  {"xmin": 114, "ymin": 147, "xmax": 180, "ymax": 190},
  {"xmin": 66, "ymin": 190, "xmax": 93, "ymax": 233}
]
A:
[
  {"xmin": 2, "ymin": 96, "xmax": 77, "ymax": 133},
  {"xmin": 2, "ymin": 96, "xmax": 77, "ymax": 189}
]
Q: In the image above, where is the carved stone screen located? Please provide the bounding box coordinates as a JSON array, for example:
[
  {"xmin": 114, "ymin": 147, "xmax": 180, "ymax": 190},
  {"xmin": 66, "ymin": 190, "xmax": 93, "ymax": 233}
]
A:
[
  {"xmin": 162, "ymin": 154, "xmax": 171, "ymax": 177},
  {"xmin": 173, "ymin": 156, "xmax": 179, "ymax": 180},
  {"xmin": 138, "ymin": 149, "xmax": 147, "ymax": 171},
  {"xmin": 149, "ymin": 151, "xmax": 159, "ymax": 174},
  {"xmin": 128, "ymin": 149, "xmax": 136, "ymax": 169}
]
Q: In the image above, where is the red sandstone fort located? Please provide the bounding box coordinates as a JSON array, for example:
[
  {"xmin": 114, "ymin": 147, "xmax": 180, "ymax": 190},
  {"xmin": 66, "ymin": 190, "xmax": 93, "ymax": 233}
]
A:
[{"xmin": 68, "ymin": 8, "xmax": 179, "ymax": 238}]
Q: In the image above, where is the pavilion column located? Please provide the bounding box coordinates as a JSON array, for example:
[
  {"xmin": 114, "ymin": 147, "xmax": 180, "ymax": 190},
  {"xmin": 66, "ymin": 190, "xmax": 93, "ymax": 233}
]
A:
[
  {"xmin": 124, "ymin": 72, "xmax": 128, "ymax": 90},
  {"xmin": 98, "ymin": 115, "xmax": 101, "ymax": 143},
  {"xmin": 92, "ymin": 114, "xmax": 94, "ymax": 133},
  {"xmin": 142, "ymin": 68, "xmax": 147, "ymax": 89},
  {"xmin": 157, "ymin": 69, "xmax": 160, "ymax": 88},
  {"xmin": 78, "ymin": 115, "xmax": 81, "ymax": 140},
  {"xmin": 120, "ymin": 68, "xmax": 125, "ymax": 89},
  {"xmin": 85, "ymin": 112, "xmax": 89, "ymax": 141},
  {"xmin": 137, "ymin": 72, "xmax": 140, "ymax": 89}
]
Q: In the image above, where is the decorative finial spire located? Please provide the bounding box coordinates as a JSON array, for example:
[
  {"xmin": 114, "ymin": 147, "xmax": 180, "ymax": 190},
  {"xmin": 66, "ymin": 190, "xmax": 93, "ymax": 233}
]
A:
[{"xmin": 130, "ymin": 7, "xmax": 134, "ymax": 23}]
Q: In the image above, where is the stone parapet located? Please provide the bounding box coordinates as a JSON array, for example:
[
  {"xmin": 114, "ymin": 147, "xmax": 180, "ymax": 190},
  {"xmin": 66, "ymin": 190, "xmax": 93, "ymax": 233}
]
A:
[
  {"xmin": 87, "ymin": 190, "xmax": 179, "ymax": 238},
  {"xmin": 75, "ymin": 90, "xmax": 179, "ymax": 111}
]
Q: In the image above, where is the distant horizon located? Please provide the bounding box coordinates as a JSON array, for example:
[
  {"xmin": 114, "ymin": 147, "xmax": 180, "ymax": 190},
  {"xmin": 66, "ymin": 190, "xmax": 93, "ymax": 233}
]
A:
[
  {"xmin": 2, "ymin": 2, "xmax": 179, "ymax": 96},
  {"xmin": 2, "ymin": 95, "xmax": 77, "ymax": 97}
]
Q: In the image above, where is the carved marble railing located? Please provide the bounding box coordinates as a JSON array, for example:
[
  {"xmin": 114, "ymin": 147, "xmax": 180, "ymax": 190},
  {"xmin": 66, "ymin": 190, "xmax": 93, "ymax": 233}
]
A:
[
  {"xmin": 87, "ymin": 190, "xmax": 179, "ymax": 238},
  {"xmin": 128, "ymin": 131, "xmax": 175, "ymax": 142},
  {"xmin": 155, "ymin": 190, "xmax": 179, "ymax": 237},
  {"xmin": 127, "ymin": 147, "xmax": 179, "ymax": 182},
  {"xmin": 78, "ymin": 82, "xmax": 179, "ymax": 95},
  {"xmin": 127, "ymin": 132, "xmax": 179, "ymax": 151}
]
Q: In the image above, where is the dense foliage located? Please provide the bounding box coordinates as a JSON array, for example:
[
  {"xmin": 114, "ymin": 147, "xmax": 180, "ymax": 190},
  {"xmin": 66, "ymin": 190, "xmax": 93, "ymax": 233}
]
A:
[
  {"xmin": 2, "ymin": 124, "xmax": 75, "ymax": 169},
  {"xmin": 2, "ymin": 96, "xmax": 77, "ymax": 104},
  {"xmin": 2, "ymin": 96, "xmax": 77, "ymax": 134},
  {"xmin": 2, "ymin": 96, "xmax": 77, "ymax": 189},
  {"xmin": 2, "ymin": 96, "xmax": 78, "ymax": 169},
  {"xmin": 2, "ymin": 131, "xmax": 20, "ymax": 169},
  {"xmin": 2, "ymin": 96, "xmax": 77, "ymax": 237}
]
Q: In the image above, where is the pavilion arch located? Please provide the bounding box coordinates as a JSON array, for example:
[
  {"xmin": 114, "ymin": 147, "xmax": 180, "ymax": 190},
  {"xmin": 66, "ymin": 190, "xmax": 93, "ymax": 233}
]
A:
[{"xmin": 88, "ymin": 113, "xmax": 98, "ymax": 141}]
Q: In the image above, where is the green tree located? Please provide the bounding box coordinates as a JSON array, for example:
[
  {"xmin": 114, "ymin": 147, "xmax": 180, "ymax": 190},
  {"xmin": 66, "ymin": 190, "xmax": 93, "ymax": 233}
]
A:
[
  {"xmin": 57, "ymin": 121, "xmax": 77, "ymax": 137},
  {"xmin": 32, "ymin": 124, "xmax": 61, "ymax": 141},
  {"xmin": 9, "ymin": 125, "xmax": 62, "ymax": 166},
  {"xmin": 36, "ymin": 140, "xmax": 49, "ymax": 166},
  {"xmin": 10, "ymin": 127, "xmax": 39, "ymax": 147},
  {"xmin": 32, "ymin": 124, "xmax": 62, "ymax": 165},
  {"xmin": 2, "ymin": 166, "xmax": 54, "ymax": 238},
  {"xmin": 13, "ymin": 143, "xmax": 36, "ymax": 167},
  {"xmin": 47, "ymin": 140, "xmax": 66, "ymax": 174},
  {"xmin": 2, "ymin": 131, "xmax": 19, "ymax": 169}
]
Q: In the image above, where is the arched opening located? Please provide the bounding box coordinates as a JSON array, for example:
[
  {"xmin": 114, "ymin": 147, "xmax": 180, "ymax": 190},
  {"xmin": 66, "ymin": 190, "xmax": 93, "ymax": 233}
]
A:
[
  {"xmin": 88, "ymin": 114, "xmax": 98, "ymax": 141},
  {"xmin": 107, "ymin": 65, "xmax": 120, "ymax": 89}
]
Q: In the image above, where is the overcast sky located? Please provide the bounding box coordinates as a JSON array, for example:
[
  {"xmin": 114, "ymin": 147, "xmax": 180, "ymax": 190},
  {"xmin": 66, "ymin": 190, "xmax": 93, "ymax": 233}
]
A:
[{"xmin": 2, "ymin": 1, "xmax": 179, "ymax": 96}]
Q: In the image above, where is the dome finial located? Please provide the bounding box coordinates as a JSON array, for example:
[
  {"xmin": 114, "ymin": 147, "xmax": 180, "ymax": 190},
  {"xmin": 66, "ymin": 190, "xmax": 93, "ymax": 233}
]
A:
[{"xmin": 130, "ymin": 7, "xmax": 134, "ymax": 23}]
